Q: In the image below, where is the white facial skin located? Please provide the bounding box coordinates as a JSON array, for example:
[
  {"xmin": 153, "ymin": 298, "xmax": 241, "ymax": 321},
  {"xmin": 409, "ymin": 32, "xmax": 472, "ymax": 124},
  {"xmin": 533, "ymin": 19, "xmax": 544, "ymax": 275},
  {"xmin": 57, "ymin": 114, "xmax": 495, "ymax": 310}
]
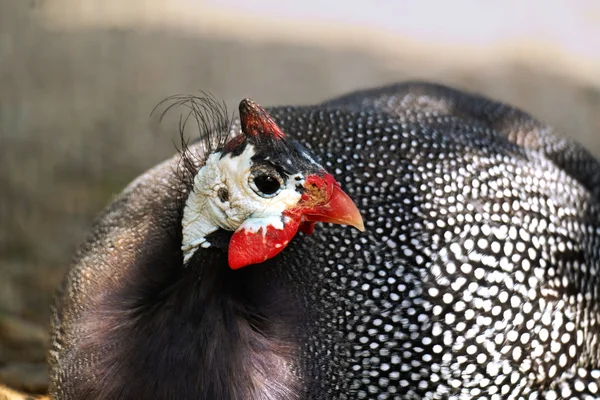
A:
[{"xmin": 181, "ymin": 144, "xmax": 305, "ymax": 264}]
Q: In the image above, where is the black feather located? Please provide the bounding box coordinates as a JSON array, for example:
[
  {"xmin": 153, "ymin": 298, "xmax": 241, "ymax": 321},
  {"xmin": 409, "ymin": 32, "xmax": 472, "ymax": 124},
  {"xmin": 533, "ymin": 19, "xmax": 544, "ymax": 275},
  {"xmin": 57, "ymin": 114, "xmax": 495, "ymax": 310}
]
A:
[{"xmin": 152, "ymin": 92, "xmax": 234, "ymax": 192}]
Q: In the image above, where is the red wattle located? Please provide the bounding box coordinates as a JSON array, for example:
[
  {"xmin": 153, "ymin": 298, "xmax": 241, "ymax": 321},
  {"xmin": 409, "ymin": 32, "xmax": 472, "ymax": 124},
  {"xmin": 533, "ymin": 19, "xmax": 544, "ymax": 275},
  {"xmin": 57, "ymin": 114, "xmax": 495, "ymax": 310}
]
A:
[
  {"xmin": 228, "ymin": 213, "xmax": 301, "ymax": 269},
  {"xmin": 299, "ymin": 221, "xmax": 316, "ymax": 235}
]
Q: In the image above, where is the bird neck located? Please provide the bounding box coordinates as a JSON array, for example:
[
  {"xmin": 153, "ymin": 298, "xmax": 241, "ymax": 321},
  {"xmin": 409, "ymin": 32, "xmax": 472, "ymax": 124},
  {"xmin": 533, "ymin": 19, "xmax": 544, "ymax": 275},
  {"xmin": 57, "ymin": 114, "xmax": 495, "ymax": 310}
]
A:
[{"xmin": 81, "ymin": 234, "xmax": 302, "ymax": 400}]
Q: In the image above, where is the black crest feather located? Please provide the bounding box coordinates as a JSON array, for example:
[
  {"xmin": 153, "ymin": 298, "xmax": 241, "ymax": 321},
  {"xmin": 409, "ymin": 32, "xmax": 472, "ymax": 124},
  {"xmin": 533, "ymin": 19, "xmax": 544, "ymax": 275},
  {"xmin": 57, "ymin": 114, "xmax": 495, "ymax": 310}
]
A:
[{"xmin": 152, "ymin": 92, "xmax": 234, "ymax": 192}]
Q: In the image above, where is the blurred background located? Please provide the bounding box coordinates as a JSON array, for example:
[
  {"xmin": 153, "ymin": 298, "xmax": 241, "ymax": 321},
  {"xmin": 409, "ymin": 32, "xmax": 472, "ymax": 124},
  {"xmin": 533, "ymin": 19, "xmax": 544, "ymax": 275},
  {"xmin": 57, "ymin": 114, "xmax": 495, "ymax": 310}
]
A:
[{"xmin": 0, "ymin": 0, "xmax": 599, "ymax": 395}]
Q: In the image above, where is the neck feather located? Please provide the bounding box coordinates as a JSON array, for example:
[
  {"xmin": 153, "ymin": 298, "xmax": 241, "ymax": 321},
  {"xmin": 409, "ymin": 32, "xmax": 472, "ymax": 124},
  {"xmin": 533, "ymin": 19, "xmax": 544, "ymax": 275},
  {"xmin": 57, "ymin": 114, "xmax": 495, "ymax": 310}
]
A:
[{"xmin": 73, "ymin": 229, "xmax": 303, "ymax": 400}]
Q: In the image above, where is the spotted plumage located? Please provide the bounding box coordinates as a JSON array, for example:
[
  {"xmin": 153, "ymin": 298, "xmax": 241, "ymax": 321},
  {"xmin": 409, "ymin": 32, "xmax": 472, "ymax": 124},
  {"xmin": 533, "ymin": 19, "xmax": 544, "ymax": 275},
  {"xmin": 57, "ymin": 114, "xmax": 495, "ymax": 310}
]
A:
[{"xmin": 49, "ymin": 82, "xmax": 600, "ymax": 399}]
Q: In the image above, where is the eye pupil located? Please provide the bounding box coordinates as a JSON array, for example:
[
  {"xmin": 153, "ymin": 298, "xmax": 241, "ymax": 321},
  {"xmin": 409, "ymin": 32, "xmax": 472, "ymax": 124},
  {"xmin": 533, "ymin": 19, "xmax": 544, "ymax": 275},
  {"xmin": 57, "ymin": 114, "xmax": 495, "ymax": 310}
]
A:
[{"xmin": 254, "ymin": 174, "xmax": 281, "ymax": 195}]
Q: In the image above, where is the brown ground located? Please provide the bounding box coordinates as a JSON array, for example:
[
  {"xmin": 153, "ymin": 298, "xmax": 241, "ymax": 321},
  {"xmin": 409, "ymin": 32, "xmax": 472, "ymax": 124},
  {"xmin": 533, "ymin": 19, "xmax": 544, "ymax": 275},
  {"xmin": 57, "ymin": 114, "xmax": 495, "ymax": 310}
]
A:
[{"xmin": 1, "ymin": 0, "xmax": 599, "ymax": 395}]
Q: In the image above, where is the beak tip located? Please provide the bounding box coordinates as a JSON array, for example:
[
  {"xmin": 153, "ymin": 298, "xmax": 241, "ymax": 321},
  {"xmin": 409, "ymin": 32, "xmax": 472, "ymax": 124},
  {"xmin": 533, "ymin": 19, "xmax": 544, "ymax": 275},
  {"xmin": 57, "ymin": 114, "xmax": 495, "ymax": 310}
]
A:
[
  {"xmin": 351, "ymin": 214, "xmax": 365, "ymax": 232},
  {"xmin": 302, "ymin": 174, "xmax": 365, "ymax": 233}
]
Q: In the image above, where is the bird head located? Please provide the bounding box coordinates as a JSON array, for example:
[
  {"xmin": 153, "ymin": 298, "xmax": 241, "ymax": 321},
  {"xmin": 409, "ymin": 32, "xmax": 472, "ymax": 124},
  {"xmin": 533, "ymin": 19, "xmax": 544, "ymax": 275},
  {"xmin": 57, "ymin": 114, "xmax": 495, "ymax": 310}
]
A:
[{"xmin": 182, "ymin": 99, "xmax": 364, "ymax": 269}]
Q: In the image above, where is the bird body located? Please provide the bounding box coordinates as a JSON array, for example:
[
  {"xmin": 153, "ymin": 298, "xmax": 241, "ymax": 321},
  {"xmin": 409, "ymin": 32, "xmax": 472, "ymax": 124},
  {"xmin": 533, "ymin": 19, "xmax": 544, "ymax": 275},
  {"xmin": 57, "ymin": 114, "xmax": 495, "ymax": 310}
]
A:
[{"xmin": 49, "ymin": 83, "xmax": 600, "ymax": 399}]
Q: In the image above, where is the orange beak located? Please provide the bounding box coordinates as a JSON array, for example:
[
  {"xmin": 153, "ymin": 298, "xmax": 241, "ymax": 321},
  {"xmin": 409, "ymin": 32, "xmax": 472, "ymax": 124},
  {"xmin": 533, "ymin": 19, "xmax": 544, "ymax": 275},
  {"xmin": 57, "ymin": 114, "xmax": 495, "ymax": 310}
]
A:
[{"xmin": 299, "ymin": 174, "xmax": 365, "ymax": 232}]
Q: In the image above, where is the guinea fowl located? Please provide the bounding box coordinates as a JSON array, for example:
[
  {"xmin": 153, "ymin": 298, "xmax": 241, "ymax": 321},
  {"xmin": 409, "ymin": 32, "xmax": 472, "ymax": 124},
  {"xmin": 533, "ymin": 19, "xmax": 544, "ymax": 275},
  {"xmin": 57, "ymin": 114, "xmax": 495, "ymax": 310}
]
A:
[{"xmin": 49, "ymin": 82, "xmax": 600, "ymax": 399}]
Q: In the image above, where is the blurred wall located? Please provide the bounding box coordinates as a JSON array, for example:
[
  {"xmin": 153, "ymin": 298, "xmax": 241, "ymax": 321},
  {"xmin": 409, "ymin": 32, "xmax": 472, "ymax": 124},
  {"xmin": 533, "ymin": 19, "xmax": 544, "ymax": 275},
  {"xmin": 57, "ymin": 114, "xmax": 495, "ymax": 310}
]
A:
[{"xmin": 0, "ymin": 0, "xmax": 599, "ymax": 392}]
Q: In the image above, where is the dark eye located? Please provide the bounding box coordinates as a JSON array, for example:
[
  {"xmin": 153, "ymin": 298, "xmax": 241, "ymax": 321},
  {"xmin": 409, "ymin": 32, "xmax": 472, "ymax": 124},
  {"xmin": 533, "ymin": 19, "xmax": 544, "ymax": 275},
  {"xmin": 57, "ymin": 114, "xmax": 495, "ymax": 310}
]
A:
[{"xmin": 249, "ymin": 171, "xmax": 283, "ymax": 198}]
